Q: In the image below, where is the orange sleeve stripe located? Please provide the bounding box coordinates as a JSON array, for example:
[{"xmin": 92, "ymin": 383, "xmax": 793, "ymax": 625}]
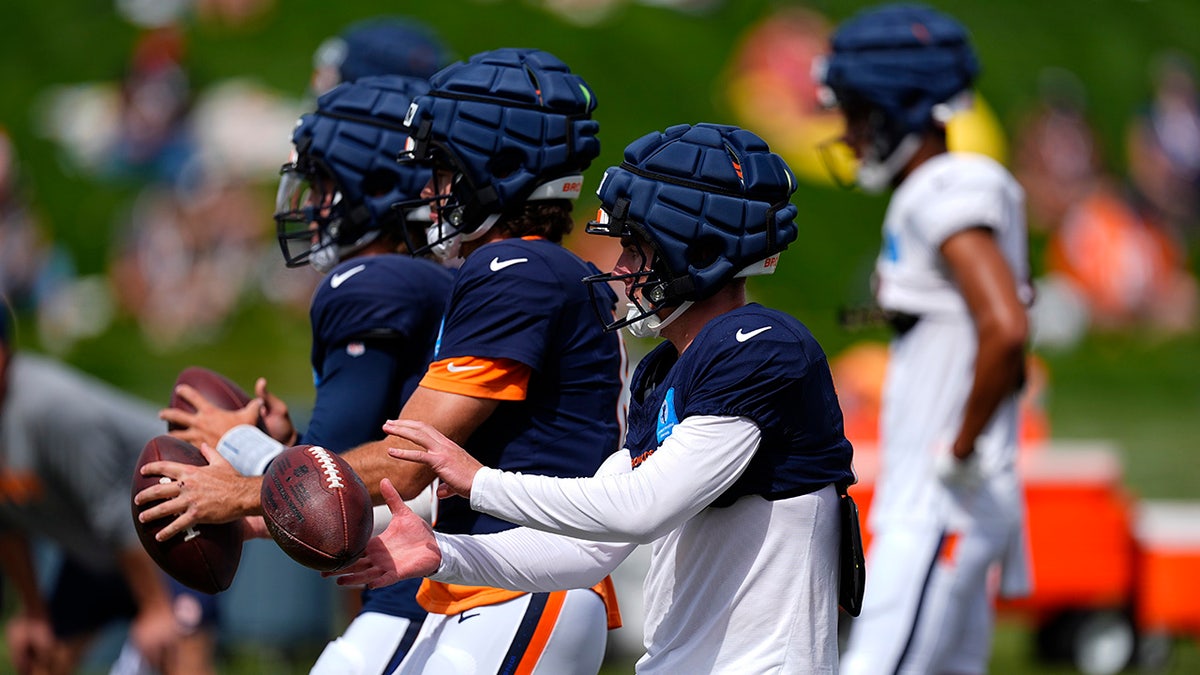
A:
[
  {"xmin": 515, "ymin": 590, "xmax": 566, "ymax": 675},
  {"xmin": 419, "ymin": 356, "xmax": 531, "ymax": 401}
]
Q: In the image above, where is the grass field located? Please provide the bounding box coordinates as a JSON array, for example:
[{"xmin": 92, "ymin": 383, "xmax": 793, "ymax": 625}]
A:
[{"xmin": 3, "ymin": 0, "xmax": 1200, "ymax": 673}]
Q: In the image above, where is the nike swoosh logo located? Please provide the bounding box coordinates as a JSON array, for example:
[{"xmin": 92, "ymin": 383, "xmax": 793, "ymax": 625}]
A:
[
  {"xmin": 458, "ymin": 612, "xmax": 480, "ymax": 623},
  {"xmin": 446, "ymin": 362, "xmax": 485, "ymax": 373},
  {"xmin": 329, "ymin": 264, "xmax": 367, "ymax": 288},
  {"xmin": 489, "ymin": 256, "xmax": 528, "ymax": 272},
  {"xmin": 735, "ymin": 326, "xmax": 772, "ymax": 342}
]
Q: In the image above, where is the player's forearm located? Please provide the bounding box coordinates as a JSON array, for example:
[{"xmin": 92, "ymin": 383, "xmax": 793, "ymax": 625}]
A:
[
  {"xmin": 956, "ymin": 327, "xmax": 1026, "ymax": 454},
  {"xmin": 345, "ymin": 438, "xmax": 435, "ymax": 503}
]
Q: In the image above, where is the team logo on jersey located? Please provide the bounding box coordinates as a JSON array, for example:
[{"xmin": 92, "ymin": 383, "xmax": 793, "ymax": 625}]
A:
[
  {"xmin": 882, "ymin": 230, "xmax": 900, "ymax": 262},
  {"xmin": 656, "ymin": 388, "xmax": 679, "ymax": 444},
  {"xmin": 330, "ymin": 264, "xmax": 367, "ymax": 288},
  {"xmin": 735, "ymin": 325, "xmax": 772, "ymax": 342},
  {"xmin": 346, "ymin": 341, "xmax": 365, "ymax": 357},
  {"xmin": 489, "ymin": 256, "xmax": 529, "ymax": 272}
]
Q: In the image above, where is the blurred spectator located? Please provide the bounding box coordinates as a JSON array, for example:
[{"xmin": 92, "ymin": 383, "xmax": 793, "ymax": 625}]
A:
[
  {"xmin": 1126, "ymin": 51, "xmax": 1200, "ymax": 242},
  {"xmin": 1044, "ymin": 179, "xmax": 1197, "ymax": 335},
  {"xmin": 1012, "ymin": 68, "xmax": 1103, "ymax": 233},
  {"xmin": 0, "ymin": 130, "xmax": 76, "ymax": 314},
  {"xmin": 1012, "ymin": 66, "xmax": 1199, "ymax": 342},
  {"xmin": 0, "ymin": 301, "xmax": 220, "ymax": 675},
  {"xmin": 108, "ymin": 168, "xmax": 264, "ymax": 351},
  {"xmin": 103, "ymin": 27, "xmax": 198, "ymax": 187},
  {"xmin": 116, "ymin": 0, "xmax": 275, "ymax": 29}
]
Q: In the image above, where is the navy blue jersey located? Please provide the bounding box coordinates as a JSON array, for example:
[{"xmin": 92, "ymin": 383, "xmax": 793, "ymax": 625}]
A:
[
  {"xmin": 304, "ymin": 253, "xmax": 452, "ymax": 623},
  {"xmin": 433, "ymin": 238, "xmax": 624, "ymax": 535},
  {"xmin": 304, "ymin": 254, "xmax": 453, "ymax": 451},
  {"xmin": 626, "ymin": 304, "xmax": 854, "ymax": 506}
]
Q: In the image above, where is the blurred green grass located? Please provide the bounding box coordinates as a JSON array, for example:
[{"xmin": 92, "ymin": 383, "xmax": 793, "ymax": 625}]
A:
[{"xmin": 3, "ymin": 1, "xmax": 1200, "ymax": 673}]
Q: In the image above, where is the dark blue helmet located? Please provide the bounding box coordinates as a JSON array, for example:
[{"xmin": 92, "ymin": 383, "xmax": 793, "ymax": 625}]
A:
[
  {"xmin": 584, "ymin": 123, "xmax": 799, "ymax": 335},
  {"xmin": 398, "ymin": 48, "xmax": 600, "ymax": 259},
  {"xmin": 818, "ymin": 3, "xmax": 978, "ymax": 134},
  {"xmin": 275, "ymin": 74, "xmax": 432, "ymax": 273},
  {"xmin": 312, "ymin": 17, "xmax": 451, "ymax": 95}
]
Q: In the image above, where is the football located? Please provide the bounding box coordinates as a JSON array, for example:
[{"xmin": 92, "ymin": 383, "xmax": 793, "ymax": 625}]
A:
[
  {"xmin": 260, "ymin": 445, "xmax": 373, "ymax": 571},
  {"xmin": 130, "ymin": 435, "xmax": 244, "ymax": 594},
  {"xmin": 168, "ymin": 366, "xmax": 256, "ymax": 432}
]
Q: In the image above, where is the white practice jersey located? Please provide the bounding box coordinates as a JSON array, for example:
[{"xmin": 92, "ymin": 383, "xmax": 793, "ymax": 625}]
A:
[
  {"xmin": 435, "ymin": 416, "xmax": 841, "ymax": 674},
  {"xmin": 870, "ymin": 152, "xmax": 1031, "ymax": 530}
]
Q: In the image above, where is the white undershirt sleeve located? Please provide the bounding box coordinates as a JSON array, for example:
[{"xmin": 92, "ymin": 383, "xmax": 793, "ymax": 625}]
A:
[
  {"xmin": 430, "ymin": 448, "xmax": 638, "ymax": 590},
  {"xmin": 431, "ymin": 527, "xmax": 635, "ymax": 591},
  {"xmin": 471, "ymin": 415, "xmax": 762, "ymax": 544}
]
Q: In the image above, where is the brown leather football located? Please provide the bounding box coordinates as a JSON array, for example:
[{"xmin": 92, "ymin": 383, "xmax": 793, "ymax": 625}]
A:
[
  {"xmin": 168, "ymin": 366, "xmax": 255, "ymax": 432},
  {"xmin": 260, "ymin": 445, "xmax": 373, "ymax": 571},
  {"xmin": 130, "ymin": 435, "xmax": 244, "ymax": 593}
]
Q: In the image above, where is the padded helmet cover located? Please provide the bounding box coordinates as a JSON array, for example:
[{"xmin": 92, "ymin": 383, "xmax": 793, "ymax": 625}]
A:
[
  {"xmin": 403, "ymin": 48, "xmax": 600, "ymax": 219},
  {"xmin": 820, "ymin": 3, "xmax": 979, "ymax": 134},
  {"xmin": 595, "ymin": 123, "xmax": 799, "ymax": 303}
]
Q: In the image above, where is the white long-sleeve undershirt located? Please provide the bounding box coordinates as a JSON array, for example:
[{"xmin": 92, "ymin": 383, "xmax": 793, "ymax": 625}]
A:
[
  {"xmin": 469, "ymin": 415, "xmax": 762, "ymax": 543},
  {"xmin": 431, "ymin": 416, "xmax": 760, "ymax": 589}
]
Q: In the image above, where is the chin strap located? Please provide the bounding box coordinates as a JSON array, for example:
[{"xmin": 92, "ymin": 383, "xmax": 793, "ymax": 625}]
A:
[
  {"xmin": 857, "ymin": 133, "xmax": 922, "ymax": 194},
  {"xmin": 625, "ymin": 301, "xmax": 694, "ymax": 339}
]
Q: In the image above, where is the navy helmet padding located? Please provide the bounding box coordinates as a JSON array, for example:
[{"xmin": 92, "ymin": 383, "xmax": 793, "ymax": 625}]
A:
[
  {"xmin": 293, "ymin": 74, "xmax": 432, "ymax": 235},
  {"xmin": 596, "ymin": 123, "xmax": 799, "ymax": 302},
  {"xmin": 822, "ymin": 4, "xmax": 978, "ymax": 133},
  {"xmin": 405, "ymin": 48, "xmax": 599, "ymax": 219}
]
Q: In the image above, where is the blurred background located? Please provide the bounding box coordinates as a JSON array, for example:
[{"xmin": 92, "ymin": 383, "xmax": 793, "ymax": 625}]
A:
[{"xmin": 2, "ymin": 0, "xmax": 1199, "ymax": 673}]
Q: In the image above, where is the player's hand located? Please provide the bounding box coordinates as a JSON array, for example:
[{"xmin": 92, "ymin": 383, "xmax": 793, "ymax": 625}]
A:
[
  {"xmin": 934, "ymin": 439, "xmax": 983, "ymax": 490},
  {"xmin": 324, "ymin": 478, "xmax": 442, "ymax": 588},
  {"xmin": 128, "ymin": 600, "xmax": 180, "ymax": 673},
  {"xmin": 161, "ymin": 383, "xmax": 262, "ymax": 449},
  {"xmin": 382, "ymin": 419, "xmax": 483, "ymax": 499},
  {"xmin": 5, "ymin": 610, "xmax": 56, "ymax": 675},
  {"xmin": 134, "ymin": 442, "xmax": 260, "ymax": 541},
  {"xmin": 254, "ymin": 377, "xmax": 297, "ymax": 445}
]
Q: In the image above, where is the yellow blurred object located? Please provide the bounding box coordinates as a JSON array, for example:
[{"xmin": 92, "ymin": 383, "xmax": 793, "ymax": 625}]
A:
[{"xmin": 947, "ymin": 93, "xmax": 1009, "ymax": 163}]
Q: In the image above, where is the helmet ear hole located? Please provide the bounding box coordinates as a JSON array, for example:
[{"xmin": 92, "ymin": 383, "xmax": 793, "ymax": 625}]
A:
[
  {"xmin": 361, "ymin": 168, "xmax": 398, "ymax": 197},
  {"xmin": 487, "ymin": 147, "xmax": 524, "ymax": 180},
  {"xmin": 687, "ymin": 235, "xmax": 725, "ymax": 270}
]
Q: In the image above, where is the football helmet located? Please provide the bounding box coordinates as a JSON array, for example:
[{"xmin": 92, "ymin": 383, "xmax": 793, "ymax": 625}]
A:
[
  {"xmin": 396, "ymin": 48, "xmax": 600, "ymax": 260},
  {"xmin": 814, "ymin": 3, "xmax": 978, "ymax": 192},
  {"xmin": 311, "ymin": 17, "xmax": 450, "ymax": 95},
  {"xmin": 275, "ymin": 74, "xmax": 432, "ymax": 273},
  {"xmin": 583, "ymin": 123, "xmax": 799, "ymax": 337}
]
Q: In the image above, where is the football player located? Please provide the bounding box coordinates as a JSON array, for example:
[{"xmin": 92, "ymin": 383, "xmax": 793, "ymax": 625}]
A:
[
  {"xmin": 815, "ymin": 5, "xmax": 1033, "ymax": 674},
  {"xmin": 330, "ymin": 122, "xmax": 858, "ymax": 674},
  {"xmin": 159, "ymin": 74, "xmax": 453, "ymax": 675},
  {"xmin": 139, "ymin": 48, "xmax": 626, "ymax": 674},
  {"xmin": 0, "ymin": 302, "xmax": 217, "ymax": 675},
  {"xmin": 309, "ymin": 16, "xmax": 451, "ymax": 98}
]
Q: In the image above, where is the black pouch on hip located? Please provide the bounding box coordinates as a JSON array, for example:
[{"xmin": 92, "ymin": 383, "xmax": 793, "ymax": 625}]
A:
[{"xmin": 838, "ymin": 488, "xmax": 866, "ymax": 617}]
